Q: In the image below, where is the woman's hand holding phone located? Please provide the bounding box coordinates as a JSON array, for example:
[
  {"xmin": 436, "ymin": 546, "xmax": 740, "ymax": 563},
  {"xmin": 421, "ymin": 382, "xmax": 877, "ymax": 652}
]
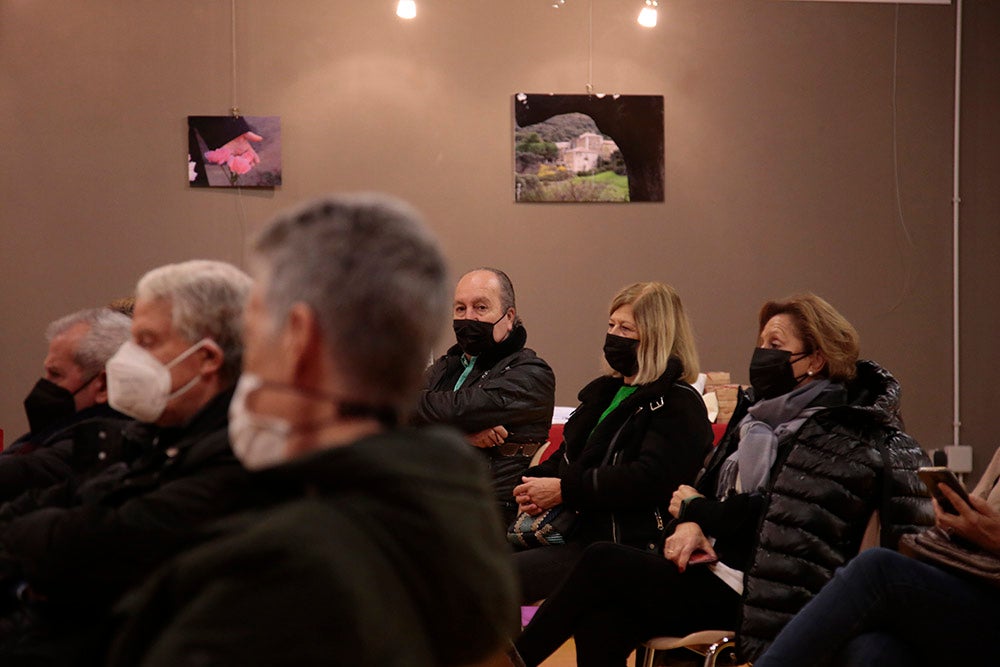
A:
[
  {"xmin": 934, "ymin": 484, "xmax": 1000, "ymax": 556},
  {"xmin": 917, "ymin": 466, "xmax": 972, "ymax": 515}
]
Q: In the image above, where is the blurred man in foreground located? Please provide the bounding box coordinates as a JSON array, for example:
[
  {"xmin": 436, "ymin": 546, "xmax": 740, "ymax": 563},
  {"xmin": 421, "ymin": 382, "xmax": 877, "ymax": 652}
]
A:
[{"xmin": 108, "ymin": 194, "xmax": 520, "ymax": 666}]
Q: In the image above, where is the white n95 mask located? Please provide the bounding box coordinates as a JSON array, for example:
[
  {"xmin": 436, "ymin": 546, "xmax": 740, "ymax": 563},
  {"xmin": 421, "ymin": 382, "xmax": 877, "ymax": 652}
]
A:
[
  {"xmin": 228, "ymin": 373, "xmax": 292, "ymax": 471},
  {"xmin": 106, "ymin": 339, "xmax": 212, "ymax": 423}
]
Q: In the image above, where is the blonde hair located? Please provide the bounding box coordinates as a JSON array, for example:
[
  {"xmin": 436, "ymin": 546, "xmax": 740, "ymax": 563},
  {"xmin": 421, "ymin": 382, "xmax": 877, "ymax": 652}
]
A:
[
  {"xmin": 758, "ymin": 293, "xmax": 860, "ymax": 382},
  {"xmin": 607, "ymin": 282, "xmax": 700, "ymax": 385}
]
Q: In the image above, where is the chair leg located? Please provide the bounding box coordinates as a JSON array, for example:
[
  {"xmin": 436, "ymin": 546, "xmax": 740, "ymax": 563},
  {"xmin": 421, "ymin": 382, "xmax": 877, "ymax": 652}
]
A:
[
  {"xmin": 703, "ymin": 638, "xmax": 735, "ymax": 667},
  {"xmin": 640, "ymin": 644, "xmax": 657, "ymax": 667}
]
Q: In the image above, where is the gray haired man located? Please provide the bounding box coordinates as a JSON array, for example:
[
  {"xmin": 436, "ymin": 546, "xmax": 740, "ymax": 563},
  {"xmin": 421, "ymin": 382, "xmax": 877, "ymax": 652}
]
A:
[
  {"xmin": 108, "ymin": 194, "xmax": 519, "ymax": 666},
  {"xmin": 105, "ymin": 259, "xmax": 250, "ymax": 426},
  {"xmin": 0, "ymin": 260, "xmax": 259, "ymax": 664},
  {"xmin": 12, "ymin": 307, "xmax": 132, "ymax": 451},
  {"xmin": 0, "ymin": 308, "xmax": 133, "ymax": 501}
]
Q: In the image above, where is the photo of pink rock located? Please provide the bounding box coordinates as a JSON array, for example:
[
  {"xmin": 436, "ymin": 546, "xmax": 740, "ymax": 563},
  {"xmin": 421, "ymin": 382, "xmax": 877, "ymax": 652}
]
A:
[{"xmin": 187, "ymin": 115, "xmax": 282, "ymax": 188}]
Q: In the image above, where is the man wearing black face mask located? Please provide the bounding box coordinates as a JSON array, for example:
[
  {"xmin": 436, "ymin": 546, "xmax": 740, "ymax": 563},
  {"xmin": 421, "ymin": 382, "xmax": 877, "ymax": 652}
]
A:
[
  {"xmin": 415, "ymin": 268, "xmax": 556, "ymax": 526},
  {"xmin": 1, "ymin": 309, "xmax": 132, "ymax": 495}
]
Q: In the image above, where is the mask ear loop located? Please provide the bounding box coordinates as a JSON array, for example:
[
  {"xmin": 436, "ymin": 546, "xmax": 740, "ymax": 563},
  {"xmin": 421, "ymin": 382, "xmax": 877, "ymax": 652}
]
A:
[
  {"xmin": 250, "ymin": 379, "xmax": 399, "ymax": 431},
  {"xmin": 71, "ymin": 372, "xmax": 101, "ymax": 396},
  {"xmin": 790, "ymin": 350, "xmax": 816, "ymax": 384},
  {"xmin": 164, "ymin": 338, "xmax": 223, "ymax": 400}
]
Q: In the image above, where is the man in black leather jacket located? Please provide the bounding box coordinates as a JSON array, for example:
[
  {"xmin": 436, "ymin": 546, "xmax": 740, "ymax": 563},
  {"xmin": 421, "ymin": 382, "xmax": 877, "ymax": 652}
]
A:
[{"xmin": 415, "ymin": 268, "xmax": 556, "ymax": 525}]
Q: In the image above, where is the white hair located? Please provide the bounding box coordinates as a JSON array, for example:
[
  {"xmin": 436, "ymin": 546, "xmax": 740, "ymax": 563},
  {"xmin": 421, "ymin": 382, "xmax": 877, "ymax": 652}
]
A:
[
  {"xmin": 46, "ymin": 308, "xmax": 132, "ymax": 377},
  {"xmin": 136, "ymin": 260, "xmax": 252, "ymax": 385}
]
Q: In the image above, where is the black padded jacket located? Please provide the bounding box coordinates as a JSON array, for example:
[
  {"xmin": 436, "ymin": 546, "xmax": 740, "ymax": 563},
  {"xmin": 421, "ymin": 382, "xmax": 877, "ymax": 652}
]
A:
[
  {"xmin": 682, "ymin": 360, "xmax": 933, "ymax": 663},
  {"xmin": 529, "ymin": 357, "xmax": 712, "ymax": 551}
]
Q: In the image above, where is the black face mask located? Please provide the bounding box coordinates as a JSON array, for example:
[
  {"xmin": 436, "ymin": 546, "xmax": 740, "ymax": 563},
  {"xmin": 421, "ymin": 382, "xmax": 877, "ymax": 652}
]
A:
[
  {"xmin": 603, "ymin": 333, "xmax": 640, "ymax": 378},
  {"xmin": 23, "ymin": 376, "xmax": 92, "ymax": 435},
  {"xmin": 453, "ymin": 313, "xmax": 506, "ymax": 357},
  {"xmin": 748, "ymin": 348, "xmax": 810, "ymax": 400}
]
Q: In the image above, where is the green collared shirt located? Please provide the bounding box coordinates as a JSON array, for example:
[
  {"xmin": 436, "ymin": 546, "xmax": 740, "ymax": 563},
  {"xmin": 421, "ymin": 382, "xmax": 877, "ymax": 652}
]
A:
[{"xmin": 454, "ymin": 355, "xmax": 478, "ymax": 390}]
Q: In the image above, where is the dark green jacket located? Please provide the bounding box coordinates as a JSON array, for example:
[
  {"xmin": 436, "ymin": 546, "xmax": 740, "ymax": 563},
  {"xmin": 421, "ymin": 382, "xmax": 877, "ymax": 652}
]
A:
[{"xmin": 107, "ymin": 425, "xmax": 519, "ymax": 667}]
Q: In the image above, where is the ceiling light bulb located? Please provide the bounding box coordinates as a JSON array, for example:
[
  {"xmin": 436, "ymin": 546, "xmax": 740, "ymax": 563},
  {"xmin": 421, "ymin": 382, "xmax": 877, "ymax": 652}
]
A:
[
  {"xmin": 637, "ymin": 1, "xmax": 657, "ymax": 28},
  {"xmin": 396, "ymin": 0, "xmax": 417, "ymax": 19}
]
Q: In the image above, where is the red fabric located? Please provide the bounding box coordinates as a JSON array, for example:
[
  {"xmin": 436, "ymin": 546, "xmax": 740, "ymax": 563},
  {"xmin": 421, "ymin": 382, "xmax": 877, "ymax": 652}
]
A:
[{"xmin": 540, "ymin": 424, "xmax": 563, "ymax": 462}]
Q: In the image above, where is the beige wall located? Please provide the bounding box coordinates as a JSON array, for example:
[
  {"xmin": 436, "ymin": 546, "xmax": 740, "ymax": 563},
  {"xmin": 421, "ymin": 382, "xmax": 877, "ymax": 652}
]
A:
[
  {"xmin": 1, "ymin": 1, "xmax": 997, "ymax": 475},
  {"xmin": 956, "ymin": 1, "xmax": 1000, "ymax": 479}
]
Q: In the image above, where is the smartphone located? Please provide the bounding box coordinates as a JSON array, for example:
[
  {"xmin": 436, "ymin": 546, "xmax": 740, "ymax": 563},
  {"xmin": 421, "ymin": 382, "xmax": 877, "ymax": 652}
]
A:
[
  {"xmin": 688, "ymin": 550, "xmax": 719, "ymax": 566},
  {"xmin": 918, "ymin": 466, "xmax": 973, "ymax": 514}
]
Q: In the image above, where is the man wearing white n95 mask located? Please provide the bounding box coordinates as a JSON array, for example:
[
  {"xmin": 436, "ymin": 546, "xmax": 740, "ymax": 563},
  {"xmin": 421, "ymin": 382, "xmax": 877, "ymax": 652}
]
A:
[
  {"xmin": 106, "ymin": 266, "xmax": 240, "ymax": 426},
  {"xmin": 0, "ymin": 260, "xmax": 257, "ymax": 665},
  {"xmin": 107, "ymin": 194, "xmax": 520, "ymax": 667}
]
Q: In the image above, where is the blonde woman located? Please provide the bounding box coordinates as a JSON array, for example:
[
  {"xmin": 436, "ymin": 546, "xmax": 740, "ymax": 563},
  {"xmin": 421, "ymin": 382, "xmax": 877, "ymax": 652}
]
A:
[
  {"xmin": 512, "ymin": 282, "xmax": 712, "ymax": 602},
  {"xmin": 514, "ymin": 294, "xmax": 932, "ymax": 667}
]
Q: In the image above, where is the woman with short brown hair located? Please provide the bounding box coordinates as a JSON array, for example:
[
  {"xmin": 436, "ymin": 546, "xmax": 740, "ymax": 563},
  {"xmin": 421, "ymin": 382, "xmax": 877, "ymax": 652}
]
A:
[
  {"xmin": 757, "ymin": 293, "xmax": 860, "ymax": 382},
  {"xmin": 514, "ymin": 294, "xmax": 931, "ymax": 666}
]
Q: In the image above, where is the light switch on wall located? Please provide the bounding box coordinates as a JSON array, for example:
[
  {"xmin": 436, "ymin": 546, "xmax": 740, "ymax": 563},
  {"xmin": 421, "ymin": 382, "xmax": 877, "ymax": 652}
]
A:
[{"xmin": 944, "ymin": 445, "xmax": 974, "ymax": 473}]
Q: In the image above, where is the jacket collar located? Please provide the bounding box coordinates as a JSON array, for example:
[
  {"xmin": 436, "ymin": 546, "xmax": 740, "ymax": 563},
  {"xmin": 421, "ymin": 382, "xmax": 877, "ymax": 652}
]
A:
[
  {"xmin": 9, "ymin": 402, "xmax": 129, "ymax": 452},
  {"xmin": 578, "ymin": 355, "xmax": 685, "ymax": 405},
  {"xmin": 39, "ymin": 402, "xmax": 128, "ymax": 442},
  {"xmin": 149, "ymin": 386, "xmax": 234, "ymax": 451},
  {"xmin": 842, "ymin": 359, "xmax": 904, "ymax": 429},
  {"xmin": 252, "ymin": 425, "xmax": 464, "ymax": 492}
]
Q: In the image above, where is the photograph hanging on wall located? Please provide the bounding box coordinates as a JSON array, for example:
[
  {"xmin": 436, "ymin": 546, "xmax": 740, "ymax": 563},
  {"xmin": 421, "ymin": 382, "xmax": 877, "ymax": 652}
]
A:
[
  {"xmin": 188, "ymin": 115, "xmax": 282, "ymax": 188},
  {"xmin": 513, "ymin": 93, "xmax": 664, "ymax": 203}
]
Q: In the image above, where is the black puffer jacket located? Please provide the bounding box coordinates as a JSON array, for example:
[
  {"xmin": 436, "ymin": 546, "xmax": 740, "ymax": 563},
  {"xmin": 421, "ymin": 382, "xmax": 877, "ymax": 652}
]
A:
[
  {"xmin": 687, "ymin": 360, "xmax": 932, "ymax": 663},
  {"xmin": 529, "ymin": 357, "xmax": 712, "ymax": 551}
]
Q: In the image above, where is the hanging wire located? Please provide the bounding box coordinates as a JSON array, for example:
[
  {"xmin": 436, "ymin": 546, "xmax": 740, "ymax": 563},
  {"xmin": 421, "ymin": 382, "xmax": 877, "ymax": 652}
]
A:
[
  {"xmin": 231, "ymin": 0, "xmax": 239, "ymax": 115},
  {"xmin": 550, "ymin": 0, "xmax": 593, "ymax": 93},
  {"xmin": 230, "ymin": 0, "xmax": 247, "ymax": 267},
  {"xmin": 586, "ymin": 0, "xmax": 594, "ymax": 93},
  {"xmin": 889, "ymin": 4, "xmax": 915, "ymax": 313}
]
